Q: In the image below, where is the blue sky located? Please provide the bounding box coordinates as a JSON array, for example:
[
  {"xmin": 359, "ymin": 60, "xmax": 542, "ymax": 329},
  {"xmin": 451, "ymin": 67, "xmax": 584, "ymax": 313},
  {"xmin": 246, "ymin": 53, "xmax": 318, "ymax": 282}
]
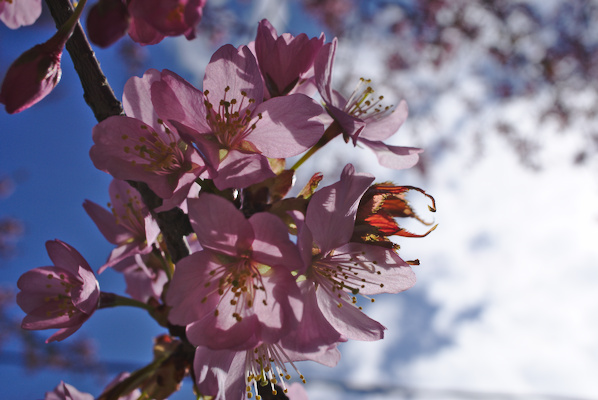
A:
[{"xmin": 2, "ymin": 1, "xmax": 598, "ymax": 399}]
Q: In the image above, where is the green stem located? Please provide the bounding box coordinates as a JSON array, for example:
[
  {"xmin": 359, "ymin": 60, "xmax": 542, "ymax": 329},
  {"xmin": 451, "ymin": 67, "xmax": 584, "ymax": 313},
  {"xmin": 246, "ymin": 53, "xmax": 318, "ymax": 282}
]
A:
[
  {"xmin": 98, "ymin": 292, "xmax": 154, "ymax": 313},
  {"xmin": 290, "ymin": 120, "xmax": 342, "ymax": 171}
]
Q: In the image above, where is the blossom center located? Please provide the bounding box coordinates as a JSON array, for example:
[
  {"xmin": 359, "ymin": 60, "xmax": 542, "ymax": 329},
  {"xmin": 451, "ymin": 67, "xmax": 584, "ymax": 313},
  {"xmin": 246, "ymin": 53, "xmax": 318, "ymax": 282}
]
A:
[
  {"xmin": 122, "ymin": 119, "xmax": 188, "ymax": 174},
  {"xmin": 345, "ymin": 78, "xmax": 394, "ymax": 122},
  {"xmin": 202, "ymin": 255, "xmax": 268, "ymax": 322},
  {"xmin": 203, "ymin": 87, "xmax": 262, "ymax": 151},
  {"xmin": 312, "ymin": 249, "xmax": 383, "ymax": 305},
  {"xmin": 44, "ymin": 271, "xmax": 80, "ymax": 318}
]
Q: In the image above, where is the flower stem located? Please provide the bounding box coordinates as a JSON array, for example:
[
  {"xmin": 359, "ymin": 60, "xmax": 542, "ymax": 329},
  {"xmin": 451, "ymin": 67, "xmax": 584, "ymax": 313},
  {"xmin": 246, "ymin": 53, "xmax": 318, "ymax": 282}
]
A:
[
  {"xmin": 290, "ymin": 120, "xmax": 342, "ymax": 171},
  {"xmin": 98, "ymin": 292, "xmax": 154, "ymax": 313}
]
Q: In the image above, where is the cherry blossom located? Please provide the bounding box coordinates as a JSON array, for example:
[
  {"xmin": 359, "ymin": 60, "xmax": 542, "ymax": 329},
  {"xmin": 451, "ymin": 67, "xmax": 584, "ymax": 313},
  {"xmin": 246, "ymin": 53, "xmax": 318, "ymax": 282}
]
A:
[
  {"xmin": 314, "ymin": 38, "xmax": 422, "ymax": 169},
  {"xmin": 16, "ymin": 240, "xmax": 100, "ymax": 343},
  {"xmin": 83, "ymin": 179, "xmax": 160, "ymax": 271},
  {"xmin": 166, "ymin": 193, "xmax": 304, "ymax": 351},
  {"xmin": 150, "ymin": 44, "xmax": 325, "ymax": 189},
  {"xmin": 90, "ymin": 69, "xmax": 206, "ymax": 210}
]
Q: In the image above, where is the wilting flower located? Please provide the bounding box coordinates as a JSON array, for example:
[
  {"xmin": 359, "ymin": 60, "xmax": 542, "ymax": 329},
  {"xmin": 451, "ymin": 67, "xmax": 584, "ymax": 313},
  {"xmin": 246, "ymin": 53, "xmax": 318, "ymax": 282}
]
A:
[
  {"xmin": 254, "ymin": 19, "xmax": 325, "ymax": 98},
  {"xmin": 45, "ymin": 381, "xmax": 94, "ymax": 400},
  {"xmin": 150, "ymin": 44, "xmax": 325, "ymax": 189},
  {"xmin": 0, "ymin": 0, "xmax": 85, "ymax": 114},
  {"xmin": 0, "ymin": 0, "xmax": 41, "ymax": 29},
  {"xmin": 166, "ymin": 193, "xmax": 304, "ymax": 351},
  {"xmin": 353, "ymin": 183, "xmax": 437, "ymax": 248},
  {"xmin": 295, "ymin": 165, "xmax": 416, "ymax": 342},
  {"xmin": 90, "ymin": 69, "xmax": 206, "ymax": 210},
  {"xmin": 17, "ymin": 240, "xmax": 100, "ymax": 343},
  {"xmin": 314, "ymin": 38, "xmax": 422, "ymax": 169},
  {"xmin": 83, "ymin": 179, "xmax": 160, "ymax": 271}
]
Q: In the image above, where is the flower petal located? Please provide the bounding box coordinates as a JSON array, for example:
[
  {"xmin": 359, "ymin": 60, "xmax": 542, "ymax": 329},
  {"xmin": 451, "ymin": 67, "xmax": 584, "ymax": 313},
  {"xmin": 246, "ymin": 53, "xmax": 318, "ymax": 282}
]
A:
[{"xmin": 246, "ymin": 94, "xmax": 325, "ymax": 158}]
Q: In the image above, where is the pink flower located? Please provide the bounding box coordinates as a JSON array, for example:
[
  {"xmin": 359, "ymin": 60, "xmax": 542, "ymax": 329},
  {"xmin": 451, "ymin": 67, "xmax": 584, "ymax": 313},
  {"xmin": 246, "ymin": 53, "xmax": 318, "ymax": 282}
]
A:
[
  {"xmin": 166, "ymin": 193, "xmax": 304, "ymax": 351},
  {"xmin": 16, "ymin": 240, "xmax": 100, "ymax": 343},
  {"xmin": 90, "ymin": 69, "xmax": 206, "ymax": 210},
  {"xmin": 83, "ymin": 179, "xmax": 160, "ymax": 271},
  {"xmin": 128, "ymin": 0, "xmax": 206, "ymax": 43},
  {"xmin": 254, "ymin": 19, "xmax": 325, "ymax": 98},
  {"xmin": 0, "ymin": 0, "xmax": 41, "ymax": 29},
  {"xmin": 150, "ymin": 44, "xmax": 325, "ymax": 189},
  {"xmin": 314, "ymin": 39, "xmax": 422, "ymax": 169},
  {"xmin": 86, "ymin": 0, "xmax": 206, "ymax": 47},
  {"xmin": 0, "ymin": 0, "xmax": 85, "ymax": 114},
  {"xmin": 295, "ymin": 165, "xmax": 416, "ymax": 341},
  {"xmin": 193, "ymin": 340, "xmax": 338, "ymax": 400},
  {"xmin": 45, "ymin": 381, "xmax": 94, "ymax": 400}
]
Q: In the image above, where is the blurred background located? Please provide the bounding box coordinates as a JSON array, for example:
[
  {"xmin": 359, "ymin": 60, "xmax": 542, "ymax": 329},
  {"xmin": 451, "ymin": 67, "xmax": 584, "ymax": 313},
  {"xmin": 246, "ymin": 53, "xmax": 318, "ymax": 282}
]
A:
[{"xmin": 1, "ymin": 0, "xmax": 598, "ymax": 399}]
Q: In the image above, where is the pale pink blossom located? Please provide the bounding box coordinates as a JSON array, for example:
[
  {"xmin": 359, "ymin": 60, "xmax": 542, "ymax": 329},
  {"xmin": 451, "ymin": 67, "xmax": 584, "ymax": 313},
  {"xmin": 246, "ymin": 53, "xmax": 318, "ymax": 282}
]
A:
[
  {"xmin": 83, "ymin": 179, "xmax": 160, "ymax": 271},
  {"xmin": 295, "ymin": 165, "xmax": 416, "ymax": 341},
  {"xmin": 150, "ymin": 44, "xmax": 325, "ymax": 189},
  {"xmin": 166, "ymin": 193, "xmax": 304, "ymax": 351},
  {"xmin": 90, "ymin": 69, "xmax": 206, "ymax": 210},
  {"xmin": 17, "ymin": 240, "xmax": 100, "ymax": 343},
  {"xmin": 314, "ymin": 39, "xmax": 422, "ymax": 169}
]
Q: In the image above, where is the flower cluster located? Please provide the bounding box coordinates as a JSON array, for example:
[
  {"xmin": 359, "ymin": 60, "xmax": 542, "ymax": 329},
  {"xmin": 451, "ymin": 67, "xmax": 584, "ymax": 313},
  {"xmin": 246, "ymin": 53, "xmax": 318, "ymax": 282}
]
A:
[{"xmin": 17, "ymin": 19, "xmax": 435, "ymax": 400}]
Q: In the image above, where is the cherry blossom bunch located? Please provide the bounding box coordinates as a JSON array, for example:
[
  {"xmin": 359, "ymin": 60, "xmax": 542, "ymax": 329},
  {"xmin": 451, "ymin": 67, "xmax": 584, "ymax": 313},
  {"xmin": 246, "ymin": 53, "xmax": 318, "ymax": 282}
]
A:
[{"xmin": 16, "ymin": 18, "xmax": 436, "ymax": 400}]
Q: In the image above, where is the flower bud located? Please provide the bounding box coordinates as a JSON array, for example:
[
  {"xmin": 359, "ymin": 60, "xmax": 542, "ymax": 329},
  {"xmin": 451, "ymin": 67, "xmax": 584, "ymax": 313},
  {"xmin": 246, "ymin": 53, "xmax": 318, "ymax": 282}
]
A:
[
  {"xmin": 0, "ymin": 0, "xmax": 86, "ymax": 114},
  {"xmin": 86, "ymin": 0, "xmax": 130, "ymax": 48}
]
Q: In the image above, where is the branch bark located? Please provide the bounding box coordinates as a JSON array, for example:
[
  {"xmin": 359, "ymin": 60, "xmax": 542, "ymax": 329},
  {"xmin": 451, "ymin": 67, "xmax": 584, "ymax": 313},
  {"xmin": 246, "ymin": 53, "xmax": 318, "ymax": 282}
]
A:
[{"xmin": 44, "ymin": 0, "xmax": 191, "ymax": 263}]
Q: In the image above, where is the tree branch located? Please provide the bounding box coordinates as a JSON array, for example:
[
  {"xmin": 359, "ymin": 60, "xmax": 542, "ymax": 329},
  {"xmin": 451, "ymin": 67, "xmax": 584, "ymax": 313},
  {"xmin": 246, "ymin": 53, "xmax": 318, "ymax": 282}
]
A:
[{"xmin": 44, "ymin": 0, "xmax": 191, "ymax": 263}]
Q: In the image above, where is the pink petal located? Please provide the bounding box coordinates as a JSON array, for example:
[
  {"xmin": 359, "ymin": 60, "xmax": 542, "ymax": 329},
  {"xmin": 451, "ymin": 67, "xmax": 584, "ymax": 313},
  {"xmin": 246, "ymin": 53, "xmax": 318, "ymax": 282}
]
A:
[
  {"xmin": 359, "ymin": 99, "xmax": 409, "ymax": 142},
  {"xmin": 245, "ymin": 94, "xmax": 325, "ymax": 158},
  {"xmin": 327, "ymin": 243, "xmax": 416, "ymax": 295},
  {"xmin": 194, "ymin": 347, "xmax": 245, "ymax": 400},
  {"xmin": 166, "ymin": 251, "xmax": 221, "ymax": 326},
  {"xmin": 306, "ymin": 164, "xmax": 374, "ymax": 254},
  {"xmin": 212, "ymin": 150, "xmax": 275, "ymax": 190},
  {"xmin": 358, "ymin": 138, "xmax": 422, "ymax": 170},
  {"xmin": 0, "ymin": 0, "xmax": 41, "ymax": 29},
  {"xmin": 203, "ymin": 44, "xmax": 263, "ymax": 114},
  {"xmin": 314, "ymin": 39, "xmax": 337, "ymax": 105},
  {"xmin": 46, "ymin": 240, "xmax": 93, "ymax": 278},
  {"xmin": 122, "ymin": 69, "xmax": 162, "ymax": 127},
  {"xmin": 151, "ymin": 69, "xmax": 211, "ymax": 134},
  {"xmin": 249, "ymin": 212, "xmax": 303, "ymax": 271},
  {"xmin": 187, "ymin": 194, "xmax": 254, "ymax": 256},
  {"xmin": 83, "ymin": 200, "xmax": 130, "ymax": 245},
  {"xmin": 315, "ymin": 279, "xmax": 386, "ymax": 341}
]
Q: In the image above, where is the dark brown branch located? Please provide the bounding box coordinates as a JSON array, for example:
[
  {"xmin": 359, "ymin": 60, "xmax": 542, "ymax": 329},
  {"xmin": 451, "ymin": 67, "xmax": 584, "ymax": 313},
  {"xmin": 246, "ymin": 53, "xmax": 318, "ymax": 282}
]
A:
[
  {"xmin": 44, "ymin": 0, "xmax": 191, "ymax": 263},
  {"xmin": 44, "ymin": 0, "xmax": 123, "ymax": 121}
]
